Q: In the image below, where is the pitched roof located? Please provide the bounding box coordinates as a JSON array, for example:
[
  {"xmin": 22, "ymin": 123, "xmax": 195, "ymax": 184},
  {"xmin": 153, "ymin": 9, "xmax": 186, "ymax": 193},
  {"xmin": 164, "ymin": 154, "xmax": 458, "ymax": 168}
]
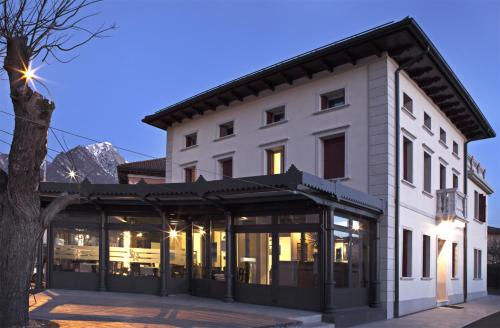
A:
[
  {"xmin": 116, "ymin": 158, "xmax": 166, "ymax": 183},
  {"xmin": 143, "ymin": 17, "xmax": 495, "ymax": 141},
  {"xmin": 41, "ymin": 165, "xmax": 384, "ymax": 213}
]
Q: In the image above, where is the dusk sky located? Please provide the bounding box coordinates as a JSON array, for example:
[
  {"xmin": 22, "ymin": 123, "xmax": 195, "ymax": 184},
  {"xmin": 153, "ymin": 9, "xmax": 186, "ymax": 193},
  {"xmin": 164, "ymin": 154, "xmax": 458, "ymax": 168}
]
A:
[{"xmin": 0, "ymin": 0, "xmax": 499, "ymax": 225}]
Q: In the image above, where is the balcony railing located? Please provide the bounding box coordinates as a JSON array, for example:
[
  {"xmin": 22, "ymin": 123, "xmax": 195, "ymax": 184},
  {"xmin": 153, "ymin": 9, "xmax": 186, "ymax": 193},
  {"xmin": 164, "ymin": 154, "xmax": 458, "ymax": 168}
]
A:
[{"xmin": 436, "ymin": 188, "xmax": 467, "ymax": 220}]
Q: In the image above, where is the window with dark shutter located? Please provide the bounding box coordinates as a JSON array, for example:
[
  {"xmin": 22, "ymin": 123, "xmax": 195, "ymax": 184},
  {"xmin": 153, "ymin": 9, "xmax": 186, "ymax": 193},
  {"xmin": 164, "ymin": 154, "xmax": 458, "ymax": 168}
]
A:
[
  {"xmin": 423, "ymin": 152, "xmax": 431, "ymax": 193},
  {"xmin": 219, "ymin": 121, "xmax": 234, "ymax": 138},
  {"xmin": 185, "ymin": 133, "xmax": 197, "ymax": 147},
  {"xmin": 220, "ymin": 158, "xmax": 233, "ymax": 179},
  {"xmin": 474, "ymin": 191, "xmax": 479, "ymax": 220},
  {"xmin": 440, "ymin": 164, "xmax": 446, "ymax": 189},
  {"xmin": 320, "ymin": 88, "xmax": 345, "ymax": 110},
  {"xmin": 403, "ymin": 137, "xmax": 413, "ymax": 183},
  {"xmin": 402, "ymin": 229, "xmax": 412, "ymax": 277},
  {"xmin": 453, "ymin": 174, "xmax": 459, "ymax": 189},
  {"xmin": 452, "ymin": 243, "xmax": 458, "ymax": 278},
  {"xmin": 479, "ymin": 194, "xmax": 486, "ymax": 222},
  {"xmin": 323, "ymin": 134, "xmax": 345, "ymax": 179},
  {"xmin": 424, "ymin": 112, "xmax": 432, "ymax": 130},
  {"xmin": 403, "ymin": 93, "xmax": 413, "ymax": 113},
  {"xmin": 265, "ymin": 106, "xmax": 285, "ymax": 124},
  {"xmin": 184, "ymin": 166, "xmax": 195, "ymax": 183},
  {"xmin": 422, "ymin": 235, "xmax": 430, "ymax": 278}
]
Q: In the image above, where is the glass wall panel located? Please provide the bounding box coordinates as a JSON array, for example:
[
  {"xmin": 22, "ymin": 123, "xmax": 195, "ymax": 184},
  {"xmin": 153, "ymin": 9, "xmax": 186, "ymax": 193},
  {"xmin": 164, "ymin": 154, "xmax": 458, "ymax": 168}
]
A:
[
  {"xmin": 192, "ymin": 221, "xmax": 207, "ymax": 279},
  {"xmin": 108, "ymin": 216, "xmax": 161, "ymax": 225},
  {"xmin": 53, "ymin": 227, "xmax": 99, "ymax": 273},
  {"xmin": 278, "ymin": 232, "xmax": 319, "ymax": 287},
  {"xmin": 334, "ymin": 214, "xmax": 349, "ymax": 227},
  {"xmin": 235, "ymin": 216, "xmax": 272, "ymax": 225},
  {"xmin": 211, "ymin": 221, "xmax": 226, "ymax": 281},
  {"xmin": 108, "ymin": 230, "xmax": 161, "ymax": 277},
  {"xmin": 236, "ymin": 233, "xmax": 272, "ymax": 285},
  {"xmin": 334, "ymin": 230, "xmax": 349, "ymax": 287},
  {"xmin": 278, "ymin": 214, "xmax": 319, "ymax": 224},
  {"xmin": 169, "ymin": 227, "xmax": 186, "ymax": 278}
]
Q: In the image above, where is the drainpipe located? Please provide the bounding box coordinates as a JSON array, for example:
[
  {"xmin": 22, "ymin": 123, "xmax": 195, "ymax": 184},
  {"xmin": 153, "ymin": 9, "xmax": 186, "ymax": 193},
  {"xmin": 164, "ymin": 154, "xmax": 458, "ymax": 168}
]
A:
[
  {"xmin": 463, "ymin": 141, "xmax": 469, "ymax": 303},
  {"xmin": 394, "ymin": 47, "xmax": 429, "ymax": 318}
]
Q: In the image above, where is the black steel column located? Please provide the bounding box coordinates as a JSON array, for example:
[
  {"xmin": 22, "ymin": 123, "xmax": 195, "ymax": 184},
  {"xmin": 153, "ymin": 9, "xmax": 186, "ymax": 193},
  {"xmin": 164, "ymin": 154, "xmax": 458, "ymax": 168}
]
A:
[
  {"xmin": 98, "ymin": 210, "xmax": 107, "ymax": 292},
  {"xmin": 35, "ymin": 230, "xmax": 44, "ymax": 290},
  {"xmin": 186, "ymin": 217, "xmax": 193, "ymax": 294},
  {"xmin": 223, "ymin": 211, "xmax": 234, "ymax": 302},
  {"xmin": 160, "ymin": 211, "xmax": 168, "ymax": 296},
  {"xmin": 369, "ymin": 220, "xmax": 381, "ymax": 307},
  {"xmin": 324, "ymin": 206, "xmax": 336, "ymax": 313}
]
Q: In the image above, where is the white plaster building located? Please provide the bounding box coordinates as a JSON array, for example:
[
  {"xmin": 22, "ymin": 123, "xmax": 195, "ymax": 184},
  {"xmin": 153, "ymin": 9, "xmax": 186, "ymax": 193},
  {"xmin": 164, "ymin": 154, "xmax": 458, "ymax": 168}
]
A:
[{"xmin": 143, "ymin": 17, "xmax": 495, "ymax": 324}]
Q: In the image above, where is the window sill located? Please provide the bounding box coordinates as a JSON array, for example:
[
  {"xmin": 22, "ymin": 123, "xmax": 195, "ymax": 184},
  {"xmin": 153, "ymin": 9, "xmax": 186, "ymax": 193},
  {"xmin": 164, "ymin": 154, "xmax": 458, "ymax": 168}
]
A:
[
  {"xmin": 213, "ymin": 134, "xmax": 236, "ymax": 142},
  {"xmin": 259, "ymin": 119, "xmax": 288, "ymax": 130},
  {"xmin": 401, "ymin": 106, "xmax": 416, "ymax": 120},
  {"xmin": 451, "ymin": 277, "xmax": 459, "ymax": 280},
  {"xmin": 180, "ymin": 144, "xmax": 199, "ymax": 152},
  {"xmin": 473, "ymin": 219, "xmax": 485, "ymax": 225},
  {"xmin": 401, "ymin": 179, "xmax": 416, "ymax": 189},
  {"xmin": 400, "ymin": 277, "xmax": 414, "ymax": 281},
  {"xmin": 452, "ymin": 152, "xmax": 460, "ymax": 160},
  {"xmin": 314, "ymin": 103, "xmax": 350, "ymax": 115},
  {"xmin": 421, "ymin": 277, "xmax": 433, "ymax": 281},
  {"xmin": 327, "ymin": 176, "xmax": 350, "ymax": 182},
  {"xmin": 422, "ymin": 190, "xmax": 434, "ymax": 199},
  {"xmin": 473, "ymin": 278, "xmax": 483, "ymax": 281},
  {"xmin": 439, "ymin": 140, "xmax": 448, "ymax": 149},
  {"xmin": 422, "ymin": 125, "xmax": 434, "ymax": 136}
]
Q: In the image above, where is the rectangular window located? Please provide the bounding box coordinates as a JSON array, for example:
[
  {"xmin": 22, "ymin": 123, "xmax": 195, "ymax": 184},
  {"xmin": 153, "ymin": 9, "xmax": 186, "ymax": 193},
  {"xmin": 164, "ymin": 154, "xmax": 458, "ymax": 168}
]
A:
[
  {"xmin": 422, "ymin": 235, "xmax": 430, "ymax": 278},
  {"xmin": 235, "ymin": 216, "xmax": 272, "ymax": 225},
  {"xmin": 479, "ymin": 194, "xmax": 487, "ymax": 222},
  {"xmin": 440, "ymin": 164, "xmax": 446, "ymax": 189},
  {"xmin": 403, "ymin": 93, "xmax": 413, "ymax": 113},
  {"xmin": 169, "ymin": 227, "xmax": 186, "ymax": 278},
  {"xmin": 219, "ymin": 121, "xmax": 234, "ymax": 138},
  {"xmin": 266, "ymin": 106, "xmax": 285, "ymax": 124},
  {"xmin": 323, "ymin": 134, "xmax": 345, "ymax": 179},
  {"xmin": 453, "ymin": 141, "xmax": 459, "ymax": 156},
  {"xmin": 108, "ymin": 230, "xmax": 161, "ymax": 277},
  {"xmin": 452, "ymin": 242, "xmax": 458, "ymax": 278},
  {"xmin": 320, "ymin": 88, "xmax": 345, "ymax": 110},
  {"xmin": 278, "ymin": 232, "xmax": 319, "ymax": 287},
  {"xmin": 184, "ymin": 166, "xmax": 196, "ymax": 183},
  {"xmin": 220, "ymin": 158, "xmax": 233, "ymax": 179},
  {"xmin": 424, "ymin": 112, "xmax": 432, "ymax": 130},
  {"xmin": 474, "ymin": 249, "xmax": 482, "ymax": 279},
  {"xmin": 453, "ymin": 173, "xmax": 459, "ymax": 189},
  {"xmin": 402, "ymin": 229, "xmax": 412, "ymax": 277},
  {"xmin": 474, "ymin": 191, "xmax": 479, "ymax": 220},
  {"xmin": 267, "ymin": 146, "xmax": 284, "ymax": 175},
  {"xmin": 440, "ymin": 128, "xmax": 447, "ymax": 144},
  {"xmin": 403, "ymin": 137, "xmax": 413, "ymax": 183},
  {"xmin": 424, "ymin": 152, "xmax": 432, "ymax": 193},
  {"xmin": 53, "ymin": 227, "xmax": 99, "ymax": 273},
  {"xmin": 211, "ymin": 221, "xmax": 226, "ymax": 281},
  {"xmin": 185, "ymin": 133, "xmax": 197, "ymax": 148},
  {"xmin": 192, "ymin": 221, "xmax": 207, "ymax": 279},
  {"xmin": 236, "ymin": 232, "xmax": 272, "ymax": 285}
]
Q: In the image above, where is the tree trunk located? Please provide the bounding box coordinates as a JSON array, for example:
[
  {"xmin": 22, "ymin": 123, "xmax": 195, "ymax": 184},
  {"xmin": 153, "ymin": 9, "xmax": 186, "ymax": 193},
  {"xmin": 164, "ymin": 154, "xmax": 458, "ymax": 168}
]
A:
[{"xmin": 0, "ymin": 36, "xmax": 63, "ymax": 327}]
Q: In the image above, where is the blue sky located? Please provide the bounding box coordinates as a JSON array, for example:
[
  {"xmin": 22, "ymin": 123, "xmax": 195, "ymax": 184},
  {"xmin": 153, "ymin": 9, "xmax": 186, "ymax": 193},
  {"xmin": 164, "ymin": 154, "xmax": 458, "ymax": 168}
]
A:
[{"xmin": 0, "ymin": 0, "xmax": 499, "ymax": 225}]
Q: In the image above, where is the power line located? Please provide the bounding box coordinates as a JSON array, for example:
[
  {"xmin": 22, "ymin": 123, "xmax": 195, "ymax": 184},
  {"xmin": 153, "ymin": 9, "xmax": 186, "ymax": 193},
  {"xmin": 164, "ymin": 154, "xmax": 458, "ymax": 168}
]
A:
[{"xmin": 0, "ymin": 110, "xmax": 297, "ymax": 194}]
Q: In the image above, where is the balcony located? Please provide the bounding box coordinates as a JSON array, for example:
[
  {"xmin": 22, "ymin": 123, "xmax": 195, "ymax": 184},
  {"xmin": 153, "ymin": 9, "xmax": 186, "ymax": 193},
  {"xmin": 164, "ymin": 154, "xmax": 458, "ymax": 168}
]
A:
[{"xmin": 436, "ymin": 188, "xmax": 467, "ymax": 221}]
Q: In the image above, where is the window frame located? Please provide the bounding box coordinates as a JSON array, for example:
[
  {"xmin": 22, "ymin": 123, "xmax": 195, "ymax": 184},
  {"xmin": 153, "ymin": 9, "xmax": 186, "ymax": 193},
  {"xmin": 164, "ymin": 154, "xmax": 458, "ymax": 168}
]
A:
[
  {"xmin": 474, "ymin": 249, "xmax": 482, "ymax": 279},
  {"xmin": 402, "ymin": 92, "xmax": 413, "ymax": 113},
  {"xmin": 452, "ymin": 141, "xmax": 459, "ymax": 156},
  {"xmin": 185, "ymin": 132, "xmax": 198, "ymax": 148},
  {"xmin": 424, "ymin": 112, "xmax": 432, "ymax": 130},
  {"xmin": 320, "ymin": 88, "xmax": 346, "ymax": 111},
  {"xmin": 219, "ymin": 157, "xmax": 233, "ymax": 179},
  {"xmin": 265, "ymin": 106, "xmax": 286, "ymax": 125},
  {"xmin": 218, "ymin": 121, "xmax": 235, "ymax": 138},
  {"xmin": 403, "ymin": 136, "xmax": 413, "ymax": 184},
  {"xmin": 422, "ymin": 234, "xmax": 431, "ymax": 278},
  {"xmin": 423, "ymin": 151, "xmax": 432, "ymax": 193},
  {"xmin": 452, "ymin": 242, "xmax": 458, "ymax": 278},
  {"xmin": 402, "ymin": 228, "xmax": 413, "ymax": 278},
  {"xmin": 439, "ymin": 128, "xmax": 447, "ymax": 145},
  {"xmin": 439, "ymin": 164, "xmax": 446, "ymax": 190},
  {"xmin": 266, "ymin": 146, "xmax": 285, "ymax": 175},
  {"xmin": 322, "ymin": 133, "xmax": 346, "ymax": 180},
  {"xmin": 184, "ymin": 166, "xmax": 196, "ymax": 183}
]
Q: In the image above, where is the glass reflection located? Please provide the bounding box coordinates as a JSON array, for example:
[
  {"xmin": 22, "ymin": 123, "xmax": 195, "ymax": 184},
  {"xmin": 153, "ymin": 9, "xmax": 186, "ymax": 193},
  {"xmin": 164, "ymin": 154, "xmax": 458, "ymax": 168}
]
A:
[
  {"xmin": 334, "ymin": 230, "xmax": 349, "ymax": 287},
  {"xmin": 278, "ymin": 232, "xmax": 319, "ymax": 287},
  {"xmin": 108, "ymin": 230, "xmax": 161, "ymax": 277},
  {"xmin": 192, "ymin": 221, "xmax": 206, "ymax": 279},
  {"xmin": 236, "ymin": 233, "xmax": 272, "ymax": 285},
  {"xmin": 53, "ymin": 227, "xmax": 99, "ymax": 273},
  {"xmin": 211, "ymin": 222, "xmax": 226, "ymax": 281},
  {"xmin": 169, "ymin": 226, "xmax": 186, "ymax": 278}
]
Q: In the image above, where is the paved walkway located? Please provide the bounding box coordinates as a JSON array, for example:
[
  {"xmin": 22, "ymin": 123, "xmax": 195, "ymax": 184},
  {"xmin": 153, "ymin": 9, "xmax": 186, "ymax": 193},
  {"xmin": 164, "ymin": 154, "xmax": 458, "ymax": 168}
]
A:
[
  {"xmin": 353, "ymin": 295, "xmax": 500, "ymax": 328},
  {"xmin": 29, "ymin": 289, "xmax": 325, "ymax": 327}
]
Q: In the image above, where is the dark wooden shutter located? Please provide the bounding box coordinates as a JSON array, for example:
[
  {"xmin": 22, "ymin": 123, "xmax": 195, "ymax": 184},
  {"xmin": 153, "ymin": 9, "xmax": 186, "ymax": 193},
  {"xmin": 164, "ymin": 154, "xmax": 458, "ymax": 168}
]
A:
[
  {"xmin": 402, "ymin": 230, "xmax": 410, "ymax": 277},
  {"xmin": 320, "ymin": 95, "xmax": 328, "ymax": 110},
  {"xmin": 479, "ymin": 194, "xmax": 486, "ymax": 222},
  {"xmin": 323, "ymin": 135, "xmax": 345, "ymax": 179},
  {"xmin": 267, "ymin": 150, "xmax": 273, "ymax": 175},
  {"xmin": 222, "ymin": 159, "xmax": 233, "ymax": 179}
]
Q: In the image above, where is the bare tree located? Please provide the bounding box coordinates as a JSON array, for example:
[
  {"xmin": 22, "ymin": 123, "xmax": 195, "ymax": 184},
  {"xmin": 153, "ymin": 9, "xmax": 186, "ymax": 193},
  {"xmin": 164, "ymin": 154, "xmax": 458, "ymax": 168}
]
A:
[{"xmin": 0, "ymin": 1, "xmax": 113, "ymax": 326}]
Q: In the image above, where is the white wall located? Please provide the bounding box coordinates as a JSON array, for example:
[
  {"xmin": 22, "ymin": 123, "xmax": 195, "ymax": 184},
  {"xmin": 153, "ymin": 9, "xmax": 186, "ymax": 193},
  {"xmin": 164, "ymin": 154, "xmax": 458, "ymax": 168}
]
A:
[{"xmin": 165, "ymin": 58, "xmax": 387, "ymax": 193}]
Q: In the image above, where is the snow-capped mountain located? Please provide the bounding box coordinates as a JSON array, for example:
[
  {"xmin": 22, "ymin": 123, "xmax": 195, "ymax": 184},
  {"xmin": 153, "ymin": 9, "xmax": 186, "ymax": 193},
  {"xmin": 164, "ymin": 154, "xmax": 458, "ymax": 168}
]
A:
[
  {"xmin": 0, "ymin": 142, "xmax": 127, "ymax": 183},
  {"xmin": 46, "ymin": 142, "xmax": 126, "ymax": 183}
]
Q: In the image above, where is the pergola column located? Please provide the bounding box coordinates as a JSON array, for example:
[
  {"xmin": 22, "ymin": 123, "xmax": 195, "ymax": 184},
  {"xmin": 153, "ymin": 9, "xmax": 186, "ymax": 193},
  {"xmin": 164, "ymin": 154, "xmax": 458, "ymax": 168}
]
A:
[
  {"xmin": 324, "ymin": 206, "xmax": 336, "ymax": 313},
  {"xmin": 35, "ymin": 230, "xmax": 45, "ymax": 290},
  {"xmin": 98, "ymin": 210, "xmax": 107, "ymax": 292},
  {"xmin": 160, "ymin": 211, "xmax": 169, "ymax": 296},
  {"xmin": 186, "ymin": 217, "xmax": 193, "ymax": 294},
  {"xmin": 223, "ymin": 211, "xmax": 234, "ymax": 302}
]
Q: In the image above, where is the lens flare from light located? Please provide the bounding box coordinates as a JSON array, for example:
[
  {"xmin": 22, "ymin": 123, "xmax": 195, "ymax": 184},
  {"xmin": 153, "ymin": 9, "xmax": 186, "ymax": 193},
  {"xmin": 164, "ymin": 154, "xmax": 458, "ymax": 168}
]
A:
[
  {"xmin": 66, "ymin": 169, "xmax": 79, "ymax": 182},
  {"xmin": 169, "ymin": 228, "xmax": 179, "ymax": 239}
]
